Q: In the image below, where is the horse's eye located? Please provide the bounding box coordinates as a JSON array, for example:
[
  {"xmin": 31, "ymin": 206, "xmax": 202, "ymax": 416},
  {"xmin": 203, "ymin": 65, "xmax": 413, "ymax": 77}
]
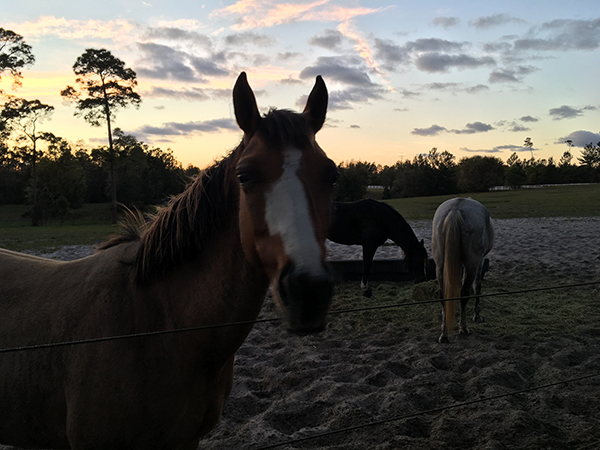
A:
[{"xmin": 237, "ymin": 170, "xmax": 260, "ymax": 187}]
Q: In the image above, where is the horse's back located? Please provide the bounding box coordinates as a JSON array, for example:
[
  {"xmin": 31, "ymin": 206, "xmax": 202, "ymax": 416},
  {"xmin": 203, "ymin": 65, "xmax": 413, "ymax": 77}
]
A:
[
  {"xmin": 329, "ymin": 199, "xmax": 395, "ymax": 245},
  {"xmin": 432, "ymin": 198, "xmax": 494, "ymax": 262}
]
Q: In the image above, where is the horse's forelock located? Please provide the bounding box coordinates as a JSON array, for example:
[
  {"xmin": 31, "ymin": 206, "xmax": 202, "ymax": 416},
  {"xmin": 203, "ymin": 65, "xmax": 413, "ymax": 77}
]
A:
[{"xmin": 258, "ymin": 109, "xmax": 312, "ymax": 150}]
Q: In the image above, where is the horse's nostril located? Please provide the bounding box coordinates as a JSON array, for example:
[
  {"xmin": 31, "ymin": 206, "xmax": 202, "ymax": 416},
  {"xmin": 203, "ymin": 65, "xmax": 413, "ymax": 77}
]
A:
[{"xmin": 278, "ymin": 263, "xmax": 334, "ymax": 332}]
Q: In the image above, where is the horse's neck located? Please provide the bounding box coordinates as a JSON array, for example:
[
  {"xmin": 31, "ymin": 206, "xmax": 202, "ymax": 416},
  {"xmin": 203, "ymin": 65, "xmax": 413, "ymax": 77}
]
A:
[
  {"xmin": 136, "ymin": 216, "xmax": 270, "ymax": 365},
  {"xmin": 388, "ymin": 212, "xmax": 419, "ymax": 252},
  {"xmin": 147, "ymin": 222, "xmax": 269, "ymax": 327}
]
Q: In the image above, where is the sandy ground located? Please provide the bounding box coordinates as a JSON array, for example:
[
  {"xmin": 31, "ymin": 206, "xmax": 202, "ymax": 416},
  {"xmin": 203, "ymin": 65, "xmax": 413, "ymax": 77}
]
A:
[{"xmin": 3, "ymin": 217, "xmax": 600, "ymax": 449}]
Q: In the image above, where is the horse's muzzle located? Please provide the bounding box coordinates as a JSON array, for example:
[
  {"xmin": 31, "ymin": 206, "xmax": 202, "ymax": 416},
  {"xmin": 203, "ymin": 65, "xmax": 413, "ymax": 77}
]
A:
[{"xmin": 277, "ymin": 261, "xmax": 334, "ymax": 334}]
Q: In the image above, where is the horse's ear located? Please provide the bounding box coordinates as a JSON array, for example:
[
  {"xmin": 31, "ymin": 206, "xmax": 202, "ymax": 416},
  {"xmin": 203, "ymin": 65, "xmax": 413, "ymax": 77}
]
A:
[
  {"xmin": 233, "ymin": 72, "xmax": 261, "ymax": 135},
  {"xmin": 302, "ymin": 75, "xmax": 328, "ymax": 133}
]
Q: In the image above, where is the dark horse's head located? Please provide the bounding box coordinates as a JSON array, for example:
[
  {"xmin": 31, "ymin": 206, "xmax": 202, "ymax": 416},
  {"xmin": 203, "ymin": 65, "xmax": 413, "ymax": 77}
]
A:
[
  {"xmin": 405, "ymin": 239, "xmax": 428, "ymax": 283},
  {"xmin": 233, "ymin": 72, "xmax": 337, "ymax": 333}
]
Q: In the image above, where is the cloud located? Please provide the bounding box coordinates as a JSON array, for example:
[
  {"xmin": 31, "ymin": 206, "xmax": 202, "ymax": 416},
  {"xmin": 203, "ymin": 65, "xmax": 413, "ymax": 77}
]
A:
[
  {"xmin": 399, "ymin": 89, "xmax": 421, "ymax": 99},
  {"xmin": 5, "ymin": 15, "xmax": 136, "ymax": 43},
  {"xmin": 415, "ymin": 53, "xmax": 495, "ymax": 73},
  {"xmin": 299, "ymin": 56, "xmax": 376, "ymax": 86},
  {"xmin": 465, "ymin": 84, "xmax": 490, "ymax": 94},
  {"xmin": 413, "ymin": 121, "xmax": 495, "ymax": 137},
  {"xmin": 277, "ymin": 52, "xmax": 301, "ymax": 60},
  {"xmin": 432, "ymin": 17, "xmax": 460, "ymax": 28},
  {"xmin": 560, "ymin": 130, "xmax": 600, "ymax": 147},
  {"xmin": 135, "ymin": 42, "xmax": 229, "ymax": 82},
  {"xmin": 460, "ymin": 147, "xmax": 502, "ymax": 154},
  {"xmin": 470, "ymin": 14, "xmax": 526, "ymax": 29},
  {"xmin": 309, "ymin": 29, "xmax": 345, "ymax": 50},
  {"xmin": 519, "ymin": 115, "xmax": 539, "ymax": 122},
  {"xmin": 422, "ymin": 82, "xmax": 490, "ymax": 95},
  {"xmin": 279, "ymin": 76, "xmax": 304, "ymax": 85},
  {"xmin": 211, "ymin": 0, "xmax": 329, "ymax": 29},
  {"xmin": 297, "ymin": 85, "xmax": 387, "ymax": 110},
  {"xmin": 406, "ymin": 38, "xmax": 466, "ymax": 53},
  {"xmin": 451, "ymin": 122, "xmax": 494, "ymax": 134},
  {"xmin": 211, "ymin": 0, "xmax": 385, "ymax": 30},
  {"xmin": 327, "ymin": 86, "xmax": 387, "ymax": 110},
  {"xmin": 137, "ymin": 118, "xmax": 238, "ymax": 138},
  {"xmin": 425, "ymin": 82, "xmax": 462, "ymax": 91},
  {"xmin": 489, "ymin": 65, "xmax": 537, "ymax": 83},
  {"xmin": 549, "ymin": 104, "xmax": 597, "ymax": 120},
  {"xmin": 143, "ymin": 27, "xmax": 212, "ymax": 48},
  {"xmin": 483, "ymin": 144, "xmax": 535, "ymax": 154},
  {"xmin": 136, "ymin": 43, "xmax": 200, "ymax": 81},
  {"xmin": 507, "ymin": 123, "xmax": 530, "ymax": 132},
  {"xmin": 411, "ymin": 124, "xmax": 447, "ymax": 136},
  {"xmin": 374, "ymin": 38, "xmax": 410, "ymax": 71},
  {"xmin": 514, "ymin": 18, "xmax": 600, "ymax": 52},
  {"xmin": 224, "ymin": 31, "xmax": 275, "ymax": 47},
  {"xmin": 337, "ymin": 19, "xmax": 383, "ymax": 77},
  {"xmin": 141, "ymin": 86, "xmax": 210, "ymax": 101}
]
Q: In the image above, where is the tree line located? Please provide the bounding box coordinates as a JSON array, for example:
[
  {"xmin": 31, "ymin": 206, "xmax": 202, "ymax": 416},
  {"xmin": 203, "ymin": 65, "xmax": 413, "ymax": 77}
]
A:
[
  {"xmin": 334, "ymin": 145, "xmax": 600, "ymax": 202},
  {"xmin": 0, "ymin": 28, "xmax": 199, "ymax": 225}
]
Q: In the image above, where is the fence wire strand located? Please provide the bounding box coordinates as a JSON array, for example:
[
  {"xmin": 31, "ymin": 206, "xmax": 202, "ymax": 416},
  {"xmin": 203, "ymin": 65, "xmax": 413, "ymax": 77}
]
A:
[
  {"xmin": 1, "ymin": 279, "xmax": 599, "ymax": 448},
  {"xmin": 0, "ymin": 280, "xmax": 598, "ymax": 354},
  {"xmin": 253, "ymin": 371, "xmax": 600, "ymax": 450}
]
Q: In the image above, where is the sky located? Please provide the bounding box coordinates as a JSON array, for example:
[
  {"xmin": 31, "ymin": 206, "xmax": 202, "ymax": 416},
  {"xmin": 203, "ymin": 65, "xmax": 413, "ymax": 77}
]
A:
[{"xmin": 1, "ymin": 0, "xmax": 599, "ymax": 169}]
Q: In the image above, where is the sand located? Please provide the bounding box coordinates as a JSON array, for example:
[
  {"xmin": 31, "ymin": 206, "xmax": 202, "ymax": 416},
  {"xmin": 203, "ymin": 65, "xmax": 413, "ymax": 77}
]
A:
[{"xmin": 4, "ymin": 217, "xmax": 600, "ymax": 449}]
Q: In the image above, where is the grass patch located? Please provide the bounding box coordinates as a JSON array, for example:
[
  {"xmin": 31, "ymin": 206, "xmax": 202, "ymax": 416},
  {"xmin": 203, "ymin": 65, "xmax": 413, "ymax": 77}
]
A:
[
  {"xmin": 0, "ymin": 203, "xmax": 118, "ymax": 252},
  {"xmin": 328, "ymin": 279, "xmax": 600, "ymax": 342},
  {"xmin": 385, "ymin": 184, "xmax": 600, "ymax": 220},
  {"xmin": 0, "ymin": 224, "xmax": 119, "ymax": 252}
]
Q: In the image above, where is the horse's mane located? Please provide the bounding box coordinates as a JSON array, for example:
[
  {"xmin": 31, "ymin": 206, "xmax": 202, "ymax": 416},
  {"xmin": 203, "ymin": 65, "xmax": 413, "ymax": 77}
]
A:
[
  {"xmin": 98, "ymin": 108, "xmax": 312, "ymax": 286},
  {"xmin": 98, "ymin": 147, "xmax": 240, "ymax": 285}
]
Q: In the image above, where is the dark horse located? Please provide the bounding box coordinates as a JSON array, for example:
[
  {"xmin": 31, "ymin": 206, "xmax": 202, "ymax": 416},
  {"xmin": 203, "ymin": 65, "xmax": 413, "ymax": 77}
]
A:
[
  {"xmin": 0, "ymin": 73, "xmax": 338, "ymax": 449},
  {"xmin": 328, "ymin": 199, "xmax": 428, "ymax": 296}
]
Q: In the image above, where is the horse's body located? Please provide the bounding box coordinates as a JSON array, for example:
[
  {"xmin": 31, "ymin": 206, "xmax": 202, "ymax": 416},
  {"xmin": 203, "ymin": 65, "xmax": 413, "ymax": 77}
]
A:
[
  {"xmin": 431, "ymin": 197, "xmax": 494, "ymax": 343},
  {"xmin": 0, "ymin": 72, "xmax": 337, "ymax": 449},
  {"xmin": 328, "ymin": 199, "xmax": 427, "ymax": 296}
]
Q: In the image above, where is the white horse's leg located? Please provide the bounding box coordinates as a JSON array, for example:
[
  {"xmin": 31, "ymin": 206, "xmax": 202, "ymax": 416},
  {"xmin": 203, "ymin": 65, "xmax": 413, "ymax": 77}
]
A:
[
  {"xmin": 472, "ymin": 262, "xmax": 485, "ymax": 323},
  {"xmin": 439, "ymin": 301, "xmax": 449, "ymax": 343},
  {"xmin": 459, "ymin": 272, "xmax": 476, "ymax": 336}
]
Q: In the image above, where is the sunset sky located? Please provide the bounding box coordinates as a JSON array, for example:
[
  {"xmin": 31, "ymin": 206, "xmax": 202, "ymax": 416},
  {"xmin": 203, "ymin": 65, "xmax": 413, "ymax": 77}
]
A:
[{"xmin": 1, "ymin": 0, "xmax": 599, "ymax": 169}]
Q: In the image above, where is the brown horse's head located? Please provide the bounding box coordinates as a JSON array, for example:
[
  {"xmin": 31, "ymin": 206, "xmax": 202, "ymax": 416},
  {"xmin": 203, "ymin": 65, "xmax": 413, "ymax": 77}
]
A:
[{"xmin": 232, "ymin": 72, "xmax": 337, "ymax": 333}]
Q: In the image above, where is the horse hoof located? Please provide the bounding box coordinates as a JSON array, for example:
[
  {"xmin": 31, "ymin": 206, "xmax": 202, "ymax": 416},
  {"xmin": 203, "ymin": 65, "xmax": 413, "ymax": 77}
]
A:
[
  {"xmin": 438, "ymin": 335, "xmax": 449, "ymax": 344},
  {"xmin": 459, "ymin": 328, "xmax": 471, "ymax": 336},
  {"xmin": 362, "ymin": 288, "xmax": 372, "ymax": 298}
]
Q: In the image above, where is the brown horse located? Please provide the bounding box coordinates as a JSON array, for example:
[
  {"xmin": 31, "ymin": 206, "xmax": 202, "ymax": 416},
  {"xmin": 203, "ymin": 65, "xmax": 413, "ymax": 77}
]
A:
[{"xmin": 0, "ymin": 72, "xmax": 337, "ymax": 449}]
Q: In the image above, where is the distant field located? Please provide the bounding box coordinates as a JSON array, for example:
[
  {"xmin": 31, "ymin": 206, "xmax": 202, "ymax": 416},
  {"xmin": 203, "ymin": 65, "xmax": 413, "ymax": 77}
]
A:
[
  {"xmin": 1, "ymin": 184, "xmax": 599, "ymax": 252},
  {"xmin": 385, "ymin": 184, "xmax": 600, "ymax": 220},
  {"xmin": 0, "ymin": 203, "xmax": 118, "ymax": 252}
]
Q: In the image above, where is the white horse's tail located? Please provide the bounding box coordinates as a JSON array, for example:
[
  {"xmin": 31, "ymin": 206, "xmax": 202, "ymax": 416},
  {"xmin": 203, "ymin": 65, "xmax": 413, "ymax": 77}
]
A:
[{"xmin": 443, "ymin": 210, "xmax": 463, "ymax": 335}]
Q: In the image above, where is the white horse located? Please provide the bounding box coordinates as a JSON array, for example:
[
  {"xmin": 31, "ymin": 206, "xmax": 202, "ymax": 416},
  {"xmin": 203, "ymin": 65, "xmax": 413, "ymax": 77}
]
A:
[{"xmin": 432, "ymin": 197, "xmax": 494, "ymax": 343}]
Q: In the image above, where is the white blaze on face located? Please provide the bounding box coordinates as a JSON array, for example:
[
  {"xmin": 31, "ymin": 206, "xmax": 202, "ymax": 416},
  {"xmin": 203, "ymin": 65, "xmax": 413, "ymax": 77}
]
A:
[{"xmin": 265, "ymin": 148, "xmax": 323, "ymax": 277}]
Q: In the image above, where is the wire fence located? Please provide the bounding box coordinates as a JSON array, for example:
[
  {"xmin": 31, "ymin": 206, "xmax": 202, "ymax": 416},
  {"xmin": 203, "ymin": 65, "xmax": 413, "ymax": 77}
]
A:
[
  {"xmin": 1, "ymin": 279, "xmax": 599, "ymax": 449},
  {"xmin": 1, "ymin": 280, "xmax": 598, "ymax": 354}
]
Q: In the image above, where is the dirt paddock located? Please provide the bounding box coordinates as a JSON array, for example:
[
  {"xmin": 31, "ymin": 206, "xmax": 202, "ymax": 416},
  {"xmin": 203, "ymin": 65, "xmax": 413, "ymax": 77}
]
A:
[{"xmin": 2, "ymin": 217, "xmax": 599, "ymax": 450}]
